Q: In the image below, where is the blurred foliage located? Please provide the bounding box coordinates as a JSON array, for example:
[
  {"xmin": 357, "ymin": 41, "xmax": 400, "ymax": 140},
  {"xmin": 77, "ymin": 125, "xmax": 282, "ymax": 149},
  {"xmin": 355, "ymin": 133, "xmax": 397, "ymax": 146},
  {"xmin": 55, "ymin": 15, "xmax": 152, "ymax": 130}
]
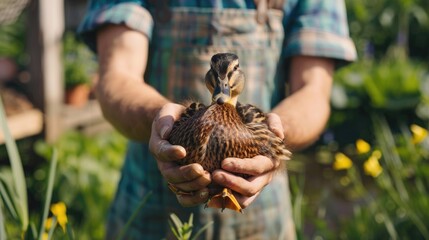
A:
[
  {"xmin": 346, "ymin": 0, "xmax": 429, "ymax": 60},
  {"xmin": 332, "ymin": 58, "xmax": 426, "ymax": 111},
  {"xmin": 0, "ymin": 12, "xmax": 27, "ymax": 67},
  {"xmin": 63, "ymin": 32, "xmax": 97, "ymax": 89},
  {"xmin": 33, "ymin": 131, "xmax": 126, "ymax": 240},
  {"xmin": 289, "ymin": 113, "xmax": 429, "ymax": 239}
]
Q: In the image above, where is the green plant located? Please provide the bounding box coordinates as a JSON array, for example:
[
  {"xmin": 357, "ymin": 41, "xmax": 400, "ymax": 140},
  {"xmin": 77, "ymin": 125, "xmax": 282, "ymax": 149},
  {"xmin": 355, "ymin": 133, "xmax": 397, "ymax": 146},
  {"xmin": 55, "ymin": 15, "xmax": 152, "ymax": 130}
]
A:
[
  {"xmin": 0, "ymin": 95, "xmax": 72, "ymax": 239},
  {"xmin": 332, "ymin": 58, "xmax": 426, "ymax": 111},
  {"xmin": 168, "ymin": 213, "xmax": 213, "ymax": 240},
  {"xmin": 289, "ymin": 109, "xmax": 429, "ymax": 239},
  {"xmin": 63, "ymin": 32, "xmax": 96, "ymax": 89},
  {"xmin": 0, "ymin": 13, "xmax": 27, "ymax": 66},
  {"xmin": 345, "ymin": 0, "xmax": 429, "ymax": 60},
  {"xmin": 34, "ymin": 130, "xmax": 126, "ymax": 240}
]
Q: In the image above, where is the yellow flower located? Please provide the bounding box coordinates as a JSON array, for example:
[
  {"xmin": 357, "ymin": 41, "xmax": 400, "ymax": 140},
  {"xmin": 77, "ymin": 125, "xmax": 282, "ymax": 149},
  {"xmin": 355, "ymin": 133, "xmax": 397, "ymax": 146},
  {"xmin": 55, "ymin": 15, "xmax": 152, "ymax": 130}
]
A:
[
  {"xmin": 356, "ymin": 139, "xmax": 371, "ymax": 154},
  {"xmin": 42, "ymin": 232, "xmax": 49, "ymax": 240},
  {"xmin": 50, "ymin": 202, "xmax": 68, "ymax": 232},
  {"xmin": 333, "ymin": 153, "xmax": 353, "ymax": 170},
  {"xmin": 364, "ymin": 155, "xmax": 383, "ymax": 178},
  {"xmin": 411, "ymin": 124, "xmax": 428, "ymax": 144},
  {"xmin": 45, "ymin": 217, "xmax": 53, "ymax": 230}
]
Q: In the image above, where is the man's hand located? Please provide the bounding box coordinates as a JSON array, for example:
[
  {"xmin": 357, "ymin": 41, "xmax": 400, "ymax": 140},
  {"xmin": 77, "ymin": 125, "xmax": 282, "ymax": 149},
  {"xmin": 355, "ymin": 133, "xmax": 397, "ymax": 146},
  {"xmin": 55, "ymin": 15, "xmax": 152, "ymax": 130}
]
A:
[
  {"xmin": 149, "ymin": 103, "xmax": 211, "ymax": 207},
  {"xmin": 212, "ymin": 113, "xmax": 285, "ymax": 209}
]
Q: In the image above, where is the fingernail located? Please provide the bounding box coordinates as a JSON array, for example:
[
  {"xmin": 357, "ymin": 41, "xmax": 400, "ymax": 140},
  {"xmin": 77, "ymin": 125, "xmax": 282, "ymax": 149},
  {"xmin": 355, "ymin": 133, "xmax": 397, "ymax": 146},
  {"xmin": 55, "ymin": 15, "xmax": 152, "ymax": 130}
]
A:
[
  {"xmin": 271, "ymin": 127, "xmax": 284, "ymax": 139},
  {"xmin": 221, "ymin": 160, "xmax": 233, "ymax": 169},
  {"xmin": 160, "ymin": 126, "xmax": 169, "ymax": 139},
  {"xmin": 200, "ymin": 191, "xmax": 208, "ymax": 199}
]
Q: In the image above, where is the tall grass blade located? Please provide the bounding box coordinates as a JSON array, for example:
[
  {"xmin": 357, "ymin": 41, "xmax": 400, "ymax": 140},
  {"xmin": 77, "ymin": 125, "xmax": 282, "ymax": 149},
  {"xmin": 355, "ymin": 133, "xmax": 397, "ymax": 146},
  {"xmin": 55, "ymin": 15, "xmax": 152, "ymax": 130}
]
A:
[
  {"xmin": 0, "ymin": 96, "xmax": 28, "ymax": 231},
  {"xmin": 290, "ymin": 174, "xmax": 305, "ymax": 240},
  {"xmin": 116, "ymin": 191, "xmax": 152, "ymax": 240},
  {"xmin": 66, "ymin": 222, "xmax": 74, "ymax": 240},
  {"xmin": 24, "ymin": 222, "xmax": 37, "ymax": 240},
  {"xmin": 0, "ymin": 201, "xmax": 6, "ymax": 240},
  {"xmin": 38, "ymin": 149, "xmax": 58, "ymax": 240},
  {"xmin": 371, "ymin": 113, "xmax": 409, "ymax": 200},
  {"xmin": 47, "ymin": 216, "xmax": 58, "ymax": 240},
  {"xmin": 0, "ymin": 178, "xmax": 18, "ymax": 219}
]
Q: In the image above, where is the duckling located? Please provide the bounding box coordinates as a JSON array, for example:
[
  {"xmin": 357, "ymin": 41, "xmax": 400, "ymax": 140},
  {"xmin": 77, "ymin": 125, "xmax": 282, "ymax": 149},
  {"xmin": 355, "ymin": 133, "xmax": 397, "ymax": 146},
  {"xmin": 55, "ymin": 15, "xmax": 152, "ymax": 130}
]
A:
[{"xmin": 168, "ymin": 53, "xmax": 291, "ymax": 213}]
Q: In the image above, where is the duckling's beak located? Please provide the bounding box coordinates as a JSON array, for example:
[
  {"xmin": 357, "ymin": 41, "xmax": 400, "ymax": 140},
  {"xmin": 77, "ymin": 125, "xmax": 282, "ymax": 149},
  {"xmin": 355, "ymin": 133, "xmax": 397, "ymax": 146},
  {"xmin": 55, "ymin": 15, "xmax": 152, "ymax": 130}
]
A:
[{"xmin": 212, "ymin": 77, "xmax": 231, "ymax": 105}]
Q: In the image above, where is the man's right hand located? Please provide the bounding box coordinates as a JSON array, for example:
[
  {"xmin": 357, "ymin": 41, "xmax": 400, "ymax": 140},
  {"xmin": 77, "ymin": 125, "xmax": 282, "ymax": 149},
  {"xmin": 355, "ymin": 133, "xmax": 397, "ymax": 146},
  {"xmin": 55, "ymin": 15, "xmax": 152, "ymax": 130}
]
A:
[{"xmin": 149, "ymin": 103, "xmax": 211, "ymax": 206}]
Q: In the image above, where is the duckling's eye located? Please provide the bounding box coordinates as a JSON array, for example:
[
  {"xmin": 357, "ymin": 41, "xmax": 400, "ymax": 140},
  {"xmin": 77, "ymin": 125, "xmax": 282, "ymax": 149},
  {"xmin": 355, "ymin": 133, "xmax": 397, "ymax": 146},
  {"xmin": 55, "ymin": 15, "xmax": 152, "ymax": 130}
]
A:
[{"xmin": 234, "ymin": 64, "xmax": 239, "ymax": 71}]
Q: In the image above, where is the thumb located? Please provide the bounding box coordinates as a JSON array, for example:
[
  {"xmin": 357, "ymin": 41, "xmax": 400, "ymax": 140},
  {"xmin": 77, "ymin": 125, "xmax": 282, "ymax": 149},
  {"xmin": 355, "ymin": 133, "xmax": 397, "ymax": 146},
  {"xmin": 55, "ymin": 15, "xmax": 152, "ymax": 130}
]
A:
[
  {"xmin": 155, "ymin": 103, "xmax": 185, "ymax": 139},
  {"xmin": 266, "ymin": 113, "xmax": 284, "ymax": 140}
]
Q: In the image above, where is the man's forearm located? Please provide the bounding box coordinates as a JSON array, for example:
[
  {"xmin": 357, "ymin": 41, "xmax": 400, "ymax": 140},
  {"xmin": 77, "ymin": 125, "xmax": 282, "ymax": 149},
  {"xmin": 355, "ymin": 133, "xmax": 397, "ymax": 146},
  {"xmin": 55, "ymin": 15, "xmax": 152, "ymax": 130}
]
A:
[
  {"xmin": 272, "ymin": 84, "xmax": 331, "ymax": 150},
  {"xmin": 96, "ymin": 25, "xmax": 169, "ymax": 142},
  {"xmin": 96, "ymin": 70, "xmax": 169, "ymax": 142},
  {"xmin": 272, "ymin": 56, "xmax": 334, "ymax": 151}
]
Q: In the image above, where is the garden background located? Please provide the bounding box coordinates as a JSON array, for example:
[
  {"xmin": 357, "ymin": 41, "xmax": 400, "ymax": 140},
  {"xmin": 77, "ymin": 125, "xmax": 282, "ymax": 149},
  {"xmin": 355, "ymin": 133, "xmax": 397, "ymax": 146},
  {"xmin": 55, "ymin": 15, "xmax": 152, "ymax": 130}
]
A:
[{"xmin": 1, "ymin": 0, "xmax": 429, "ymax": 239}]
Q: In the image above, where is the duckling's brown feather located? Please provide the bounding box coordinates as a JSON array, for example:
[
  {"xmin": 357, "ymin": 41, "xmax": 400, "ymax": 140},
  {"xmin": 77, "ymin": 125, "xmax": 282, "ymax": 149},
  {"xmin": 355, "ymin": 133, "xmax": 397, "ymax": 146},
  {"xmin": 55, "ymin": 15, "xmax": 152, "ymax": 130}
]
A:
[{"xmin": 168, "ymin": 102, "xmax": 291, "ymax": 174}]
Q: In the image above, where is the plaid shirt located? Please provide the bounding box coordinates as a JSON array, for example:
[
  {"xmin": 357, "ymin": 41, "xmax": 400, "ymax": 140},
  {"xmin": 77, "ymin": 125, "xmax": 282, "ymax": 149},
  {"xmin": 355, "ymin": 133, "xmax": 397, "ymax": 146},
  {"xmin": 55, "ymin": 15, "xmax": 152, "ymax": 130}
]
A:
[{"xmin": 79, "ymin": 1, "xmax": 356, "ymax": 239}]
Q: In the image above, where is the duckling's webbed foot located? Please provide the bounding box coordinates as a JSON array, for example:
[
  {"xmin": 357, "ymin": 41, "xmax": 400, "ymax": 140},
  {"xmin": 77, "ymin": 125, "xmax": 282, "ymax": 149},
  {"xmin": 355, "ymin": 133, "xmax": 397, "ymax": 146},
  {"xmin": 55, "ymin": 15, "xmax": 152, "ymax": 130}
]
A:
[{"xmin": 206, "ymin": 188, "xmax": 243, "ymax": 213}]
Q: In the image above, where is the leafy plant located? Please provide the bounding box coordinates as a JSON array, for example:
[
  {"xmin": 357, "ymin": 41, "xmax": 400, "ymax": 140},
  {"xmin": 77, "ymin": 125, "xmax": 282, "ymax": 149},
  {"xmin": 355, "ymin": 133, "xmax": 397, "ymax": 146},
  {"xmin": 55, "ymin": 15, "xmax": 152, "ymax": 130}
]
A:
[
  {"xmin": 168, "ymin": 213, "xmax": 213, "ymax": 240},
  {"xmin": 345, "ymin": 0, "xmax": 429, "ymax": 60},
  {"xmin": 0, "ymin": 95, "xmax": 72, "ymax": 239},
  {"xmin": 290, "ymin": 110, "xmax": 429, "ymax": 239},
  {"xmin": 34, "ymin": 130, "xmax": 126, "ymax": 240},
  {"xmin": 0, "ymin": 12, "xmax": 28, "ymax": 67},
  {"xmin": 63, "ymin": 32, "xmax": 96, "ymax": 89},
  {"xmin": 332, "ymin": 58, "xmax": 426, "ymax": 111}
]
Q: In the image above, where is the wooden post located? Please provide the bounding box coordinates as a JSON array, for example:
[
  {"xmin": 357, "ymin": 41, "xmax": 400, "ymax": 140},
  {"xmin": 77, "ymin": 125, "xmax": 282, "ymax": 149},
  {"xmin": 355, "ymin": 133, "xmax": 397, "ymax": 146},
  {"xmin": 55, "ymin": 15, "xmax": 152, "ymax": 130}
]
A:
[{"xmin": 27, "ymin": 0, "xmax": 65, "ymax": 142}]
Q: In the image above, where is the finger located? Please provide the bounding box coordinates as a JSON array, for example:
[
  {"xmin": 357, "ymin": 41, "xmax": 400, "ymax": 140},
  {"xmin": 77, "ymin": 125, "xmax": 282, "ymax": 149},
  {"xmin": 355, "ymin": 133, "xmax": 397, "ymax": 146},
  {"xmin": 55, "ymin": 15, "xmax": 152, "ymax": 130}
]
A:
[
  {"xmin": 212, "ymin": 170, "xmax": 273, "ymax": 197},
  {"xmin": 176, "ymin": 188, "xmax": 210, "ymax": 207},
  {"xmin": 266, "ymin": 113, "xmax": 284, "ymax": 139},
  {"xmin": 154, "ymin": 139, "xmax": 186, "ymax": 162},
  {"xmin": 155, "ymin": 103, "xmax": 185, "ymax": 139},
  {"xmin": 221, "ymin": 155, "xmax": 277, "ymax": 176},
  {"xmin": 161, "ymin": 163, "xmax": 207, "ymax": 184},
  {"xmin": 235, "ymin": 193, "xmax": 260, "ymax": 209},
  {"xmin": 172, "ymin": 171, "xmax": 211, "ymax": 192}
]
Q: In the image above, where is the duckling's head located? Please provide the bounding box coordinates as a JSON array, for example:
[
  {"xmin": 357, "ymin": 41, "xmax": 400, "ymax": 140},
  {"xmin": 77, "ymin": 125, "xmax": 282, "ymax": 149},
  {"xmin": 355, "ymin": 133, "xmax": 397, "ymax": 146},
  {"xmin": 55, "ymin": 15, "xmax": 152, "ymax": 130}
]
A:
[{"xmin": 205, "ymin": 53, "xmax": 245, "ymax": 106}]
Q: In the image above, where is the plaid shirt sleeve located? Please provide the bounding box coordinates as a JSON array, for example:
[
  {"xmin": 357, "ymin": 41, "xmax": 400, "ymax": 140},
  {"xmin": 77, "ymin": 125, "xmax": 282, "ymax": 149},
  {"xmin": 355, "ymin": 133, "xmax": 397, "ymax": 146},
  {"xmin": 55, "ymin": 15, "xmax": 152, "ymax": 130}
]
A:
[
  {"xmin": 77, "ymin": 1, "xmax": 153, "ymax": 52},
  {"xmin": 283, "ymin": 0, "xmax": 357, "ymax": 64}
]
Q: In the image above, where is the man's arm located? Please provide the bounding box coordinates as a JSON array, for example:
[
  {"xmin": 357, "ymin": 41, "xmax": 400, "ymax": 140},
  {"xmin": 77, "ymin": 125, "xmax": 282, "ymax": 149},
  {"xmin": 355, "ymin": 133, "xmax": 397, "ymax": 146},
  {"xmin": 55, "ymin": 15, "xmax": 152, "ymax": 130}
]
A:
[
  {"xmin": 96, "ymin": 24, "xmax": 169, "ymax": 142},
  {"xmin": 272, "ymin": 56, "xmax": 334, "ymax": 150},
  {"xmin": 96, "ymin": 24, "xmax": 212, "ymax": 206}
]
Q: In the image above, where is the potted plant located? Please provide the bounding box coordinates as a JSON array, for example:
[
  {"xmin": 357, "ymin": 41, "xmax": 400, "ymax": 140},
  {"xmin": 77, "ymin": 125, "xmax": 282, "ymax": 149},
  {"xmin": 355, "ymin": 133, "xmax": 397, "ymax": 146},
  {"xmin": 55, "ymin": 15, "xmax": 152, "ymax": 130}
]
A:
[{"xmin": 63, "ymin": 32, "xmax": 96, "ymax": 107}]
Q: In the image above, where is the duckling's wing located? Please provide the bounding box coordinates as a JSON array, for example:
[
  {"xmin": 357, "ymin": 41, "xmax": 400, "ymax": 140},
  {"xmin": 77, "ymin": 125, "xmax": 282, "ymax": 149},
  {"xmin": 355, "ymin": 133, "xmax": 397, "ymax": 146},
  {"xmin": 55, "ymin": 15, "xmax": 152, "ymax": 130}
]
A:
[
  {"xmin": 236, "ymin": 102, "xmax": 292, "ymax": 163},
  {"xmin": 174, "ymin": 102, "xmax": 206, "ymax": 127},
  {"xmin": 236, "ymin": 102, "xmax": 266, "ymax": 124}
]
